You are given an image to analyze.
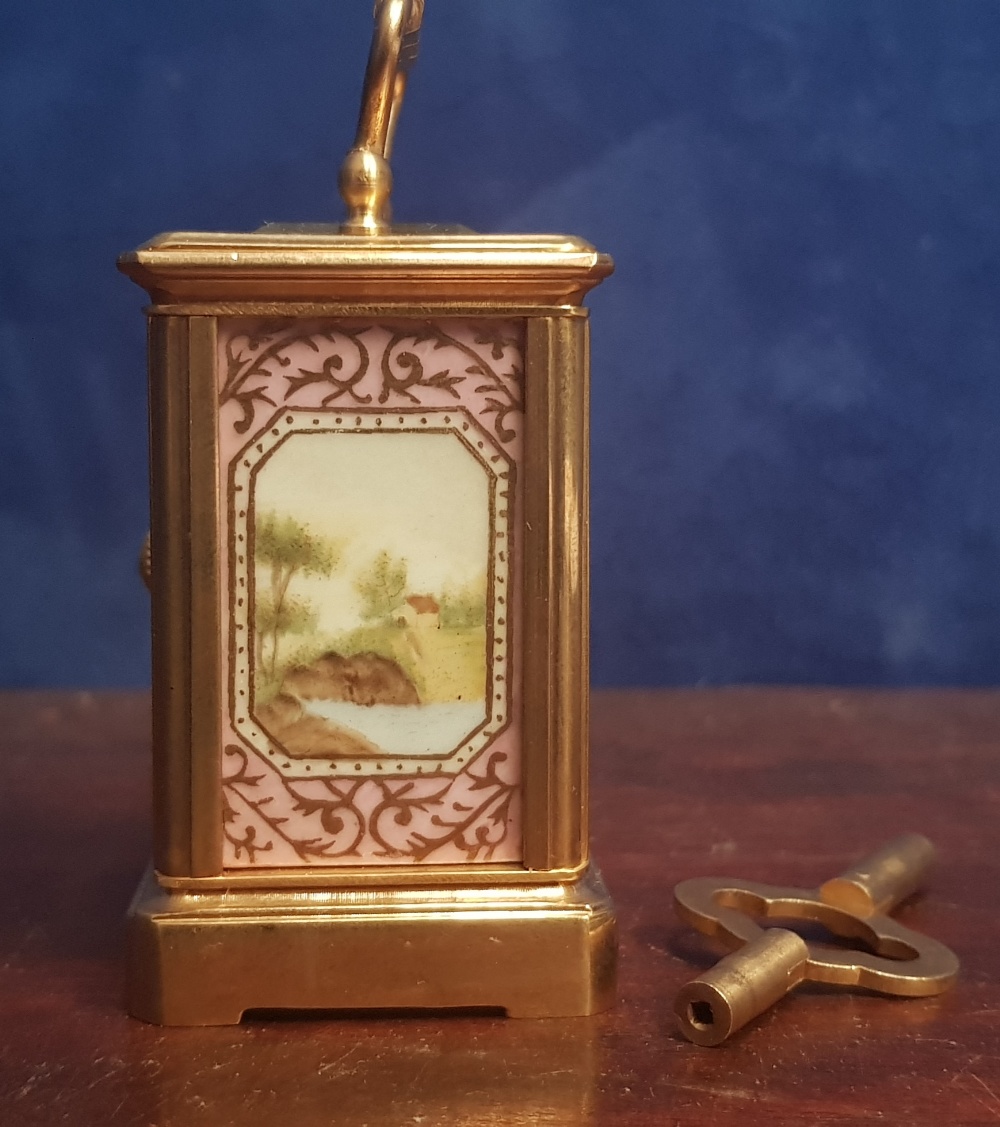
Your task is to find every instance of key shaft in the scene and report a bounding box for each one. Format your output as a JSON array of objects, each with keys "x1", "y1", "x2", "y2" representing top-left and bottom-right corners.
[{"x1": 675, "y1": 928, "x2": 809, "y2": 1046}]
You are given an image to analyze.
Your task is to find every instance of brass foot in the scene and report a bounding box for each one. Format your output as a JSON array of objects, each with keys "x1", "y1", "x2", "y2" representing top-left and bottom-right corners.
[{"x1": 126, "y1": 865, "x2": 616, "y2": 1026}]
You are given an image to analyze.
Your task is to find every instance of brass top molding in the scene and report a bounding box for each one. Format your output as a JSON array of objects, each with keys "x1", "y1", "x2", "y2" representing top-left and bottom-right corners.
[{"x1": 118, "y1": 231, "x2": 614, "y2": 306}]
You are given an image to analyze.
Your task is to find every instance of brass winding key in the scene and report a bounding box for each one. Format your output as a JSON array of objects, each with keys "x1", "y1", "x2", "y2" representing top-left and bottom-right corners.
[{"x1": 673, "y1": 834, "x2": 959, "y2": 1046}]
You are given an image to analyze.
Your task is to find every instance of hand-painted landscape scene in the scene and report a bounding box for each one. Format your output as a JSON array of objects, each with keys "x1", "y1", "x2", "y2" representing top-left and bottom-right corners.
[{"x1": 249, "y1": 429, "x2": 492, "y2": 762}]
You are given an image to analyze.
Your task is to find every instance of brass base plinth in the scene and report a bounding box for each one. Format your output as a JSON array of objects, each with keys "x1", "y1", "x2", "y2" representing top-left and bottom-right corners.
[{"x1": 126, "y1": 866, "x2": 617, "y2": 1025}]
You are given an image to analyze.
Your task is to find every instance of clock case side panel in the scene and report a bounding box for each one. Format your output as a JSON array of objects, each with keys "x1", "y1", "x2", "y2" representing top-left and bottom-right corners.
[{"x1": 148, "y1": 309, "x2": 589, "y2": 888}]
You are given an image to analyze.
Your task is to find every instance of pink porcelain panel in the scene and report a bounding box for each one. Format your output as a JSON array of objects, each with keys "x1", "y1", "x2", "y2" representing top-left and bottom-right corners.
[{"x1": 215, "y1": 319, "x2": 524, "y2": 867}]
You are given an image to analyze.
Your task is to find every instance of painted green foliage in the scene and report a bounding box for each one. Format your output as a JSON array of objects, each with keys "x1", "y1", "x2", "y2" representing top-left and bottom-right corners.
[
  {"x1": 254, "y1": 512, "x2": 342, "y2": 678},
  {"x1": 439, "y1": 581, "x2": 487, "y2": 629},
  {"x1": 354, "y1": 550, "x2": 408, "y2": 623}
]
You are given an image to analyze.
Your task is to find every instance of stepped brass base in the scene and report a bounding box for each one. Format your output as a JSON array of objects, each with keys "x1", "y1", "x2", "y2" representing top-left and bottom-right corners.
[{"x1": 126, "y1": 866, "x2": 617, "y2": 1025}]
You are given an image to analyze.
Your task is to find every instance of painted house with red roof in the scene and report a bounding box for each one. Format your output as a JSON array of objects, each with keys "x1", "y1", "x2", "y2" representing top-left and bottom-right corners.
[{"x1": 399, "y1": 594, "x2": 440, "y2": 630}]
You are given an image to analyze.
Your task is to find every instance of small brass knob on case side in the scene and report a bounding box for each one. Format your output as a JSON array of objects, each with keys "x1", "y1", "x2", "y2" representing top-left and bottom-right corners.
[
  {"x1": 139, "y1": 533, "x2": 152, "y2": 592},
  {"x1": 673, "y1": 834, "x2": 959, "y2": 1046}
]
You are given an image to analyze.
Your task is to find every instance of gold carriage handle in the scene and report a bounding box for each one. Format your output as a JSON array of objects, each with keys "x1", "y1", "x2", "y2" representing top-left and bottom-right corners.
[
  {"x1": 339, "y1": 0, "x2": 425, "y2": 234},
  {"x1": 673, "y1": 834, "x2": 960, "y2": 1046}
]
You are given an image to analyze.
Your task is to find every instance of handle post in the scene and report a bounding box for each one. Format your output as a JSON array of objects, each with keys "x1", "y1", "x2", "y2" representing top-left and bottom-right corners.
[{"x1": 339, "y1": 0, "x2": 424, "y2": 234}]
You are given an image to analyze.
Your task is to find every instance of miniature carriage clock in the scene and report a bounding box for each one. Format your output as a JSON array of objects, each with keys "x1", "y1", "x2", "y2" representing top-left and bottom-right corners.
[{"x1": 119, "y1": 0, "x2": 616, "y2": 1025}]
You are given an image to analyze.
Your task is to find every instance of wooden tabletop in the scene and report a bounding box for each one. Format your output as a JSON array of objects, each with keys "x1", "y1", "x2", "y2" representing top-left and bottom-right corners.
[{"x1": 2, "y1": 689, "x2": 999, "y2": 1125}]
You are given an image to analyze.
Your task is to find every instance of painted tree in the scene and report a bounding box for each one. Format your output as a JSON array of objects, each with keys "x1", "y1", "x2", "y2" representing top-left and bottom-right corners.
[
  {"x1": 254, "y1": 512, "x2": 341, "y2": 678},
  {"x1": 355, "y1": 550, "x2": 408, "y2": 623},
  {"x1": 254, "y1": 595, "x2": 318, "y2": 681}
]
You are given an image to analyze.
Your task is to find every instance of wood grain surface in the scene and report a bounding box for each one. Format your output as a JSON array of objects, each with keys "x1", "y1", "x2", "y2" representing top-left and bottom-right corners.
[{"x1": 1, "y1": 689, "x2": 998, "y2": 1125}]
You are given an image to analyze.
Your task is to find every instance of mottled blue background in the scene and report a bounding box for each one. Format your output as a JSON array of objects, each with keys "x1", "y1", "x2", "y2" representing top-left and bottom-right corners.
[{"x1": 3, "y1": 1, "x2": 1000, "y2": 687}]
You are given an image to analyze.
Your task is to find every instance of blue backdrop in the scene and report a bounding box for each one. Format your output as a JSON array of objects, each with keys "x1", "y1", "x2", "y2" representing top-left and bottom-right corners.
[{"x1": 3, "y1": 1, "x2": 1000, "y2": 688}]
